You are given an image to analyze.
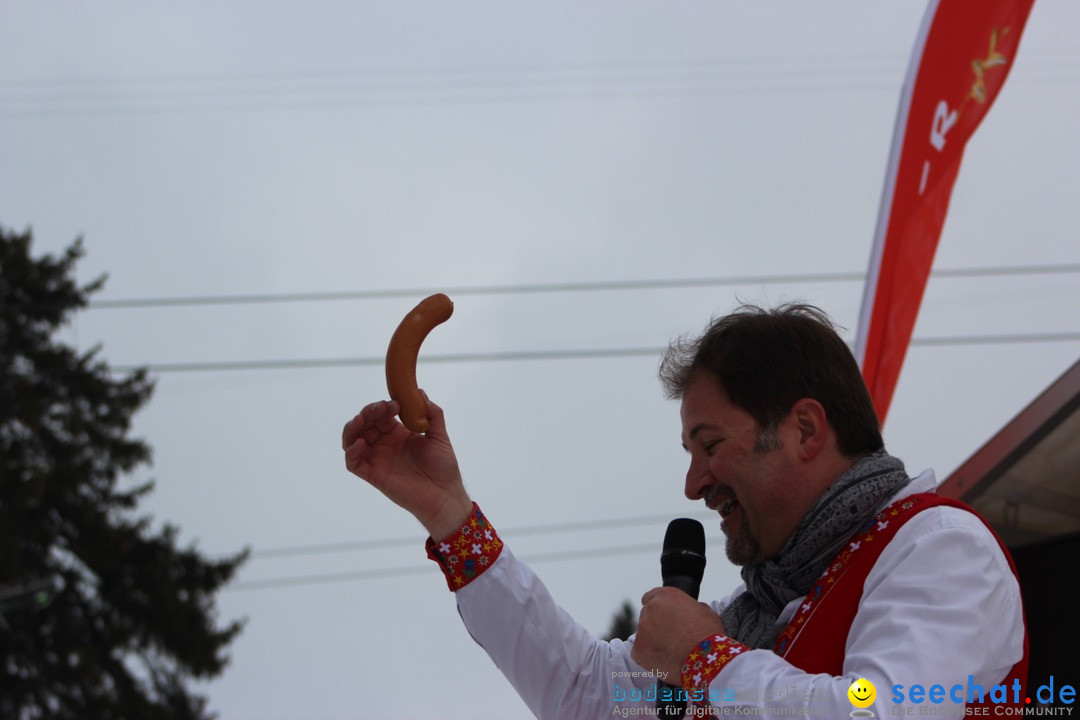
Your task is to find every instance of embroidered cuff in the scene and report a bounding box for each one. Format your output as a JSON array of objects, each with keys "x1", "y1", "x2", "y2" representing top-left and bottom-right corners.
[
  {"x1": 425, "y1": 503, "x2": 504, "y2": 591},
  {"x1": 681, "y1": 634, "x2": 750, "y2": 696}
]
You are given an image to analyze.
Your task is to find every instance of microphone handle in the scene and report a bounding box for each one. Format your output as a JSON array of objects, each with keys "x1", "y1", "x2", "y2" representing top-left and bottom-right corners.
[
  {"x1": 663, "y1": 575, "x2": 701, "y2": 599},
  {"x1": 654, "y1": 577, "x2": 700, "y2": 719}
]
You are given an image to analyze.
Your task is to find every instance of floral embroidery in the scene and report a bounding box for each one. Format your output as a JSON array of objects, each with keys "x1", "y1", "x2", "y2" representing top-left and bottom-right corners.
[
  {"x1": 425, "y1": 504, "x2": 504, "y2": 591},
  {"x1": 681, "y1": 633, "x2": 751, "y2": 701}
]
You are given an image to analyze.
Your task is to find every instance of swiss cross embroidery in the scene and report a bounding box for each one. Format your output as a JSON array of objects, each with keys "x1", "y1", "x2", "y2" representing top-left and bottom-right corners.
[
  {"x1": 772, "y1": 495, "x2": 926, "y2": 657},
  {"x1": 681, "y1": 633, "x2": 751, "y2": 702},
  {"x1": 425, "y1": 504, "x2": 504, "y2": 591}
]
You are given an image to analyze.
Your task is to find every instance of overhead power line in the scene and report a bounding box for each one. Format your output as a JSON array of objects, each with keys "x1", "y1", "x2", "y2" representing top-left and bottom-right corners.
[
  {"x1": 108, "y1": 332, "x2": 1080, "y2": 375},
  {"x1": 7, "y1": 46, "x2": 1077, "y2": 95},
  {"x1": 78, "y1": 262, "x2": 1080, "y2": 374},
  {"x1": 88, "y1": 263, "x2": 1080, "y2": 310},
  {"x1": 0, "y1": 51, "x2": 926, "y2": 92},
  {"x1": 232, "y1": 512, "x2": 724, "y2": 591},
  {"x1": 229, "y1": 536, "x2": 726, "y2": 592},
  {"x1": 0, "y1": 54, "x2": 914, "y2": 119},
  {"x1": 233, "y1": 510, "x2": 724, "y2": 591},
  {"x1": 3, "y1": 49, "x2": 1077, "y2": 119},
  {"x1": 13, "y1": 336, "x2": 972, "y2": 377},
  {"x1": 910, "y1": 332, "x2": 1080, "y2": 347},
  {"x1": 112, "y1": 347, "x2": 663, "y2": 374},
  {"x1": 250, "y1": 510, "x2": 717, "y2": 560},
  {"x1": 90, "y1": 271, "x2": 865, "y2": 309}
]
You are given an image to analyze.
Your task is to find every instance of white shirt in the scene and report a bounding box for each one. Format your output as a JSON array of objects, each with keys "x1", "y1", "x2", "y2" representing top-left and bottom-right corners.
[{"x1": 454, "y1": 470, "x2": 1026, "y2": 719}]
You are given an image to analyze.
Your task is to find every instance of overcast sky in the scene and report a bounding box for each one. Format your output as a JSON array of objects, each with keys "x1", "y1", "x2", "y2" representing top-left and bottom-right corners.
[{"x1": 3, "y1": 2, "x2": 1079, "y2": 719}]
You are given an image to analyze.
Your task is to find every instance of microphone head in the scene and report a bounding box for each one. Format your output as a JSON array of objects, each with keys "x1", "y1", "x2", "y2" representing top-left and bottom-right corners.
[{"x1": 661, "y1": 518, "x2": 706, "y2": 581}]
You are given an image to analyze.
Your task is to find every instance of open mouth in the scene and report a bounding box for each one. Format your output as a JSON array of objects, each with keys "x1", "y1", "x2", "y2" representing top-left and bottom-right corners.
[{"x1": 707, "y1": 493, "x2": 740, "y2": 523}]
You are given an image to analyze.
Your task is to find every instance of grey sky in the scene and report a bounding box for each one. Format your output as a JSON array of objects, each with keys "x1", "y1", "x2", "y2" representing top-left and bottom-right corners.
[{"x1": 3, "y1": 2, "x2": 1079, "y2": 718}]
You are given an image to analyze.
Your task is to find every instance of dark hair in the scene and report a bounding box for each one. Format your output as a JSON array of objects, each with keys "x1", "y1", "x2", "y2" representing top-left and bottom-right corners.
[{"x1": 658, "y1": 303, "x2": 883, "y2": 457}]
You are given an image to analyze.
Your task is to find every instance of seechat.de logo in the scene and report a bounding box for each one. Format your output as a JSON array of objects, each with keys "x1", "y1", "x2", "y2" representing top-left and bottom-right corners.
[{"x1": 891, "y1": 675, "x2": 1075, "y2": 710}]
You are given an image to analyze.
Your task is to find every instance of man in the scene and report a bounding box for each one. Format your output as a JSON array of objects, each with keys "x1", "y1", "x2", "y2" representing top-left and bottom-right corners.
[{"x1": 343, "y1": 303, "x2": 1027, "y2": 718}]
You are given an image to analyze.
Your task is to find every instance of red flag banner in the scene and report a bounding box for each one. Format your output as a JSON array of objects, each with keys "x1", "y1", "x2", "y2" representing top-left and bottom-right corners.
[{"x1": 854, "y1": 0, "x2": 1035, "y2": 424}]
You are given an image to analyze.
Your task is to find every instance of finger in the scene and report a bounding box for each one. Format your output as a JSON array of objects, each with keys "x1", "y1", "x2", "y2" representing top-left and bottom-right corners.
[
  {"x1": 360, "y1": 399, "x2": 392, "y2": 422},
  {"x1": 343, "y1": 437, "x2": 371, "y2": 478},
  {"x1": 347, "y1": 400, "x2": 401, "y2": 444},
  {"x1": 373, "y1": 399, "x2": 402, "y2": 433},
  {"x1": 640, "y1": 587, "x2": 664, "y2": 606},
  {"x1": 342, "y1": 413, "x2": 365, "y2": 450},
  {"x1": 418, "y1": 389, "x2": 448, "y2": 440},
  {"x1": 343, "y1": 401, "x2": 387, "y2": 445}
]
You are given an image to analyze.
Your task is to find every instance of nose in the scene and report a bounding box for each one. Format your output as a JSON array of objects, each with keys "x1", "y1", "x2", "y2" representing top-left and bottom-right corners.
[{"x1": 684, "y1": 457, "x2": 713, "y2": 501}]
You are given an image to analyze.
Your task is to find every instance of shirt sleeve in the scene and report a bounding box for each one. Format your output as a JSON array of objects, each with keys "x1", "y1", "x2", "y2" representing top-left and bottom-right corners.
[
  {"x1": 453, "y1": 546, "x2": 666, "y2": 719},
  {"x1": 427, "y1": 505, "x2": 665, "y2": 718}
]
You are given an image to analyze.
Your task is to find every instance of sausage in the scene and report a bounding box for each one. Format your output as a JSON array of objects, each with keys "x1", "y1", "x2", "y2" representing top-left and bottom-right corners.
[{"x1": 385, "y1": 293, "x2": 454, "y2": 432}]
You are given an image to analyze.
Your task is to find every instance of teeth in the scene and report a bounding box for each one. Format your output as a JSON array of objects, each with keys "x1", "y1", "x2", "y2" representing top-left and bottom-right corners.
[{"x1": 705, "y1": 492, "x2": 738, "y2": 519}]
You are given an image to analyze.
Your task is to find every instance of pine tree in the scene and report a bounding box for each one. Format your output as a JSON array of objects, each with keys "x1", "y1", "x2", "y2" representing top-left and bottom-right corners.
[
  {"x1": 0, "y1": 225, "x2": 247, "y2": 719},
  {"x1": 603, "y1": 599, "x2": 638, "y2": 642}
]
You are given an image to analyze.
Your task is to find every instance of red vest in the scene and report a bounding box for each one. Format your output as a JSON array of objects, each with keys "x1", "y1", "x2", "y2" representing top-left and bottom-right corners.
[{"x1": 774, "y1": 493, "x2": 1029, "y2": 710}]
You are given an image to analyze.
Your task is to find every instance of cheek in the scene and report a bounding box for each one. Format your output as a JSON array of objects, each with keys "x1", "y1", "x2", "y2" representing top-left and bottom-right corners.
[
  {"x1": 720, "y1": 457, "x2": 774, "y2": 513},
  {"x1": 707, "y1": 452, "x2": 747, "y2": 488}
]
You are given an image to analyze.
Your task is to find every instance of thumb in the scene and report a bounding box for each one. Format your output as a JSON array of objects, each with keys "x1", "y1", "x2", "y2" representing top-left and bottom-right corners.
[{"x1": 418, "y1": 389, "x2": 450, "y2": 441}]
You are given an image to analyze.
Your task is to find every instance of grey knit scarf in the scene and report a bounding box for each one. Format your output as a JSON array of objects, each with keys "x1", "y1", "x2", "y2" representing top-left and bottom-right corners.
[{"x1": 720, "y1": 449, "x2": 911, "y2": 649}]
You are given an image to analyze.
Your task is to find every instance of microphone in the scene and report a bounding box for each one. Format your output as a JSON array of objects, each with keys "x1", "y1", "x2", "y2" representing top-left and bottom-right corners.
[{"x1": 656, "y1": 518, "x2": 707, "y2": 719}]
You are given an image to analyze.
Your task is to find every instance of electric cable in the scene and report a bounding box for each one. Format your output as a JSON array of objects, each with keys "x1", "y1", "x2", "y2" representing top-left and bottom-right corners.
[
  {"x1": 3, "y1": 50, "x2": 1076, "y2": 119},
  {"x1": 249, "y1": 510, "x2": 717, "y2": 560},
  {"x1": 107, "y1": 332, "x2": 1080, "y2": 375},
  {"x1": 87, "y1": 263, "x2": 1080, "y2": 310},
  {"x1": 229, "y1": 536, "x2": 726, "y2": 592}
]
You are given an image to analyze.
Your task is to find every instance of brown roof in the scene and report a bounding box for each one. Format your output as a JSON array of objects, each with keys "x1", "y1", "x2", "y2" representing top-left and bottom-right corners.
[{"x1": 938, "y1": 358, "x2": 1080, "y2": 547}]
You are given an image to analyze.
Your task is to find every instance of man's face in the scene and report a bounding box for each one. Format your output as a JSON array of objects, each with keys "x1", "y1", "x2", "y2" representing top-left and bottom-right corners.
[{"x1": 679, "y1": 373, "x2": 803, "y2": 566}]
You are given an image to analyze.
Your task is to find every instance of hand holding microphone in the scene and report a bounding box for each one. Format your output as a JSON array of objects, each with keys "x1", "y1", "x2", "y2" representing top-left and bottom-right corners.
[
  {"x1": 631, "y1": 519, "x2": 726, "y2": 718},
  {"x1": 658, "y1": 519, "x2": 706, "y2": 718}
]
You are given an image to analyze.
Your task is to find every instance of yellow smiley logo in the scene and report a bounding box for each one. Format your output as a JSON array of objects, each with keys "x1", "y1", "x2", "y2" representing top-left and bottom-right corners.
[{"x1": 848, "y1": 678, "x2": 876, "y2": 709}]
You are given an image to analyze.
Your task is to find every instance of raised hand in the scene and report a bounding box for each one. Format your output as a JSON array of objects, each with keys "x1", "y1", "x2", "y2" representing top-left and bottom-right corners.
[{"x1": 342, "y1": 393, "x2": 473, "y2": 540}]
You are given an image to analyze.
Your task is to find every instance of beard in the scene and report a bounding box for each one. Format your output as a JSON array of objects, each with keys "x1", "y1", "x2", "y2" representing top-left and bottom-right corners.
[{"x1": 723, "y1": 516, "x2": 763, "y2": 566}]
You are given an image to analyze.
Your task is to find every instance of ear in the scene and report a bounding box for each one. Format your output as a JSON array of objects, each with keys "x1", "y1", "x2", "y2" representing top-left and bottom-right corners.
[{"x1": 787, "y1": 398, "x2": 828, "y2": 461}]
